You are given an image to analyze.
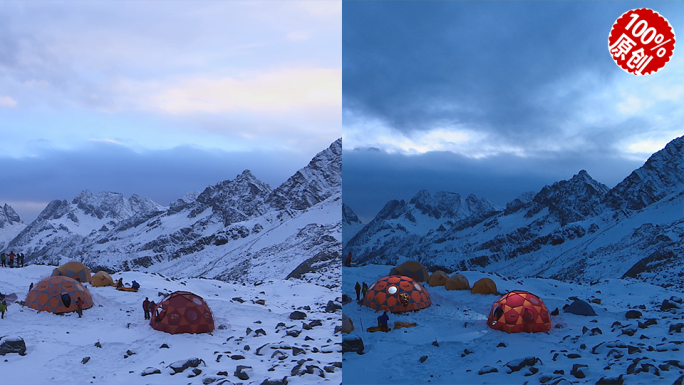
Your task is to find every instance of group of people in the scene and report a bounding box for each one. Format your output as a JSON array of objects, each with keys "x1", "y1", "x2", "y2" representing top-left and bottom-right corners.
[
  {"x1": 0, "y1": 251, "x2": 25, "y2": 268},
  {"x1": 142, "y1": 297, "x2": 156, "y2": 320},
  {"x1": 354, "y1": 281, "x2": 369, "y2": 301}
]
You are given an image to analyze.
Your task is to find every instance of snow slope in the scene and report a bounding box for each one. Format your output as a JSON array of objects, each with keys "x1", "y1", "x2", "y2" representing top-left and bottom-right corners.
[
  {"x1": 0, "y1": 265, "x2": 341, "y2": 384},
  {"x1": 343, "y1": 265, "x2": 683, "y2": 385}
]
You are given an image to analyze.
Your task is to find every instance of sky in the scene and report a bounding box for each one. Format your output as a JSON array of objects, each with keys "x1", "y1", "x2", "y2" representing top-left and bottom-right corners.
[
  {"x1": 0, "y1": 1, "x2": 341, "y2": 222},
  {"x1": 342, "y1": 1, "x2": 684, "y2": 222}
]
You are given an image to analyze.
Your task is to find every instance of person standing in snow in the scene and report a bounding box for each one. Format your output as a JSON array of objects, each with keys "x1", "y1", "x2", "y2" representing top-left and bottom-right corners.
[
  {"x1": 75, "y1": 297, "x2": 85, "y2": 318},
  {"x1": 8, "y1": 251, "x2": 14, "y2": 267},
  {"x1": 131, "y1": 280, "x2": 140, "y2": 290},
  {"x1": 377, "y1": 311, "x2": 389, "y2": 331},
  {"x1": 0, "y1": 300, "x2": 7, "y2": 319},
  {"x1": 0, "y1": 252, "x2": 5, "y2": 267},
  {"x1": 148, "y1": 301, "x2": 156, "y2": 320},
  {"x1": 361, "y1": 282, "x2": 368, "y2": 298},
  {"x1": 19, "y1": 253, "x2": 24, "y2": 267},
  {"x1": 28, "y1": 282, "x2": 33, "y2": 293},
  {"x1": 143, "y1": 297, "x2": 150, "y2": 320},
  {"x1": 355, "y1": 282, "x2": 361, "y2": 301},
  {"x1": 116, "y1": 278, "x2": 123, "y2": 288}
]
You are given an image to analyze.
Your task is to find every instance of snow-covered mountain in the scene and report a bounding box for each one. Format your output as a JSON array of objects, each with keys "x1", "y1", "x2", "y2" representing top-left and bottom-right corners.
[
  {"x1": 9, "y1": 138, "x2": 342, "y2": 287},
  {"x1": 343, "y1": 136, "x2": 683, "y2": 289},
  {"x1": 0, "y1": 203, "x2": 26, "y2": 250}
]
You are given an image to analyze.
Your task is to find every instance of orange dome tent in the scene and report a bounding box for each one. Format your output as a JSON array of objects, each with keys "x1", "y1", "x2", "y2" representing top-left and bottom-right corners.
[
  {"x1": 445, "y1": 273, "x2": 470, "y2": 291},
  {"x1": 487, "y1": 290, "x2": 551, "y2": 333},
  {"x1": 389, "y1": 261, "x2": 430, "y2": 282},
  {"x1": 363, "y1": 275, "x2": 431, "y2": 313},
  {"x1": 428, "y1": 270, "x2": 449, "y2": 287},
  {"x1": 471, "y1": 277, "x2": 497, "y2": 295},
  {"x1": 52, "y1": 261, "x2": 91, "y2": 283},
  {"x1": 90, "y1": 271, "x2": 115, "y2": 287},
  {"x1": 150, "y1": 291, "x2": 214, "y2": 334},
  {"x1": 25, "y1": 276, "x2": 94, "y2": 314}
]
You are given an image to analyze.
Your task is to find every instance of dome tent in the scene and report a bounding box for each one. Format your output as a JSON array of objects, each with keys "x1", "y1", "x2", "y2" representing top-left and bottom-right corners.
[
  {"x1": 25, "y1": 276, "x2": 94, "y2": 314},
  {"x1": 363, "y1": 275, "x2": 431, "y2": 313},
  {"x1": 150, "y1": 291, "x2": 215, "y2": 334},
  {"x1": 90, "y1": 271, "x2": 115, "y2": 287},
  {"x1": 52, "y1": 261, "x2": 91, "y2": 283},
  {"x1": 389, "y1": 261, "x2": 430, "y2": 282},
  {"x1": 564, "y1": 299, "x2": 597, "y2": 316},
  {"x1": 471, "y1": 277, "x2": 497, "y2": 295},
  {"x1": 428, "y1": 270, "x2": 449, "y2": 287},
  {"x1": 487, "y1": 290, "x2": 551, "y2": 333},
  {"x1": 445, "y1": 273, "x2": 470, "y2": 291}
]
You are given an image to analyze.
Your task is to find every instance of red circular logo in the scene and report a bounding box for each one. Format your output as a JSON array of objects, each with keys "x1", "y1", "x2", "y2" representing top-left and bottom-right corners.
[{"x1": 608, "y1": 8, "x2": 676, "y2": 75}]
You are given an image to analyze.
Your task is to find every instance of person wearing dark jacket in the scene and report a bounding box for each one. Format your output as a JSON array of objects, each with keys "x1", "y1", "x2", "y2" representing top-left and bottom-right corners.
[
  {"x1": 355, "y1": 282, "x2": 361, "y2": 301},
  {"x1": 143, "y1": 297, "x2": 151, "y2": 320},
  {"x1": 378, "y1": 311, "x2": 390, "y2": 331},
  {"x1": 0, "y1": 300, "x2": 7, "y2": 319},
  {"x1": 75, "y1": 297, "x2": 85, "y2": 318},
  {"x1": 1, "y1": 253, "x2": 5, "y2": 267},
  {"x1": 148, "y1": 301, "x2": 156, "y2": 320},
  {"x1": 362, "y1": 282, "x2": 369, "y2": 297}
]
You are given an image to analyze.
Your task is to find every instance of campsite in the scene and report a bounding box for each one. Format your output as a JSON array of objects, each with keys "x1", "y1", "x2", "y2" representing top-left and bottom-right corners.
[
  {"x1": 342, "y1": 263, "x2": 684, "y2": 385},
  {"x1": 0, "y1": 264, "x2": 342, "y2": 384}
]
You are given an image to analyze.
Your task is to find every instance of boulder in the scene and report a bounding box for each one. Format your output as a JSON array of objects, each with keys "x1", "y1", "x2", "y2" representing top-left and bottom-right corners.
[
  {"x1": 289, "y1": 311, "x2": 307, "y2": 320},
  {"x1": 169, "y1": 358, "x2": 205, "y2": 374},
  {"x1": 0, "y1": 336, "x2": 26, "y2": 356},
  {"x1": 342, "y1": 335, "x2": 364, "y2": 354}
]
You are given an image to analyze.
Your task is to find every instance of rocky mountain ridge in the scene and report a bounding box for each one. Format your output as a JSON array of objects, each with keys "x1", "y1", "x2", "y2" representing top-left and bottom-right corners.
[
  {"x1": 8, "y1": 138, "x2": 342, "y2": 287},
  {"x1": 343, "y1": 136, "x2": 683, "y2": 289}
]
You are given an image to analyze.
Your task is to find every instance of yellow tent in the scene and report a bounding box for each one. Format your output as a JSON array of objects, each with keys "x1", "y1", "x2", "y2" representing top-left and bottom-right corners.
[
  {"x1": 90, "y1": 271, "x2": 115, "y2": 287},
  {"x1": 445, "y1": 274, "x2": 470, "y2": 291},
  {"x1": 471, "y1": 278, "x2": 497, "y2": 295},
  {"x1": 428, "y1": 270, "x2": 449, "y2": 287}
]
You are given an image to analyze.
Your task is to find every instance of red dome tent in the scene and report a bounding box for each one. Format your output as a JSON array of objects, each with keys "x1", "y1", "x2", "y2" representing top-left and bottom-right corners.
[
  {"x1": 487, "y1": 290, "x2": 551, "y2": 333},
  {"x1": 150, "y1": 291, "x2": 215, "y2": 334},
  {"x1": 25, "y1": 276, "x2": 94, "y2": 314},
  {"x1": 363, "y1": 275, "x2": 431, "y2": 313}
]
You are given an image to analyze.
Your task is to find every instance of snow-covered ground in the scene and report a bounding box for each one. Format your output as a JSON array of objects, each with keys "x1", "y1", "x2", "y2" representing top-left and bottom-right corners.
[
  {"x1": 0, "y1": 265, "x2": 342, "y2": 384},
  {"x1": 343, "y1": 265, "x2": 683, "y2": 385}
]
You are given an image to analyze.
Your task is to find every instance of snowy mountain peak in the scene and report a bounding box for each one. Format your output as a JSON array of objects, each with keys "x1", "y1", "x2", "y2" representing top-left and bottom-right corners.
[
  {"x1": 71, "y1": 190, "x2": 165, "y2": 221},
  {"x1": 0, "y1": 204, "x2": 22, "y2": 228},
  {"x1": 604, "y1": 135, "x2": 684, "y2": 211}
]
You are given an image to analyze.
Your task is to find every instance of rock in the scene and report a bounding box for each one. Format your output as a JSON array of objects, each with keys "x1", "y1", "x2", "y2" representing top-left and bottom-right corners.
[
  {"x1": 231, "y1": 355, "x2": 245, "y2": 360},
  {"x1": 160, "y1": 343, "x2": 170, "y2": 349},
  {"x1": 419, "y1": 355, "x2": 428, "y2": 363},
  {"x1": 571, "y1": 363, "x2": 588, "y2": 378},
  {"x1": 505, "y1": 357, "x2": 540, "y2": 373},
  {"x1": 232, "y1": 297, "x2": 245, "y2": 303},
  {"x1": 81, "y1": 357, "x2": 90, "y2": 364},
  {"x1": 661, "y1": 300, "x2": 680, "y2": 312},
  {"x1": 94, "y1": 341, "x2": 102, "y2": 348},
  {"x1": 255, "y1": 328, "x2": 267, "y2": 336},
  {"x1": 432, "y1": 340, "x2": 439, "y2": 347},
  {"x1": 497, "y1": 342, "x2": 507, "y2": 348},
  {"x1": 305, "y1": 365, "x2": 325, "y2": 378},
  {"x1": 625, "y1": 310, "x2": 642, "y2": 319},
  {"x1": 325, "y1": 300, "x2": 342, "y2": 313},
  {"x1": 596, "y1": 376, "x2": 624, "y2": 385},
  {"x1": 169, "y1": 358, "x2": 205, "y2": 374},
  {"x1": 190, "y1": 368, "x2": 202, "y2": 377},
  {"x1": 255, "y1": 299, "x2": 266, "y2": 306},
  {"x1": 286, "y1": 330, "x2": 301, "y2": 338},
  {"x1": 271, "y1": 350, "x2": 288, "y2": 360},
  {"x1": 551, "y1": 308, "x2": 560, "y2": 316},
  {"x1": 673, "y1": 374, "x2": 683, "y2": 385},
  {"x1": 669, "y1": 323, "x2": 683, "y2": 334},
  {"x1": 141, "y1": 367, "x2": 161, "y2": 376},
  {"x1": 234, "y1": 365, "x2": 252, "y2": 380},
  {"x1": 567, "y1": 353, "x2": 581, "y2": 359},
  {"x1": 342, "y1": 335, "x2": 364, "y2": 354},
  {"x1": 478, "y1": 366, "x2": 498, "y2": 375},
  {"x1": 292, "y1": 347, "x2": 305, "y2": 356},
  {"x1": 289, "y1": 311, "x2": 307, "y2": 320},
  {"x1": 260, "y1": 376, "x2": 289, "y2": 385},
  {"x1": 0, "y1": 336, "x2": 26, "y2": 356}
]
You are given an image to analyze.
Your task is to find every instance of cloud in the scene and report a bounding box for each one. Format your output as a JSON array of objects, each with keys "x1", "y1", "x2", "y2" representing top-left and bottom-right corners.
[
  {"x1": 138, "y1": 68, "x2": 341, "y2": 114},
  {"x1": 0, "y1": 96, "x2": 17, "y2": 107}
]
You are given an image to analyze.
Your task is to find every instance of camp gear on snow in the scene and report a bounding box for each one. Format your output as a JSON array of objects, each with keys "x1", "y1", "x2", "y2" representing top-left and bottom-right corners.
[
  {"x1": 389, "y1": 261, "x2": 430, "y2": 282},
  {"x1": 471, "y1": 277, "x2": 498, "y2": 295},
  {"x1": 52, "y1": 261, "x2": 91, "y2": 283},
  {"x1": 131, "y1": 281, "x2": 140, "y2": 290},
  {"x1": 116, "y1": 278, "x2": 123, "y2": 288},
  {"x1": 393, "y1": 321, "x2": 417, "y2": 329},
  {"x1": 363, "y1": 275, "x2": 431, "y2": 313},
  {"x1": 149, "y1": 291, "x2": 214, "y2": 334},
  {"x1": 366, "y1": 325, "x2": 390, "y2": 333},
  {"x1": 116, "y1": 286, "x2": 138, "y2": 292},
  {"x1": 428, "y1": 270, "x2": 449, "y2": 286},
  {"x1": 90, "y1": 271, "x2": 115, "y2": 287},
  {"x1": 25, "y1": 276, "x2": 94, "y2": 314},
  {"x1": 445, "y1": 273, "x2": 470, "y2": 291},
  {"x1": 564, "y1": 299, "x2": 597, "y2": 316},
  {"x1": 487, "y1": 290, "x2": 551, "y2": 333}
]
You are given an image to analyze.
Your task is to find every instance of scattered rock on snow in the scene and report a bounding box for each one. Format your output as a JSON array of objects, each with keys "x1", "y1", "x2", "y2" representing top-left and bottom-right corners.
[
  {"x1": 625, "y1": 310, "x2": 642, "y2": 319},
  {"x1": 419, "y1": 355, "x2": 428, "y2": 363},
  {"x1": 505, "y1": 357, "x2": 540, "y2": 373},
  {"x1": 289, "y1": 311, "x2": 307, "y2": 320},
  {"x1": 234, "y1": 365, "x2": 253, "y2": 380},
  {"x1": 0, "y1": 336, "x2": 26, "y2": 356},
  {"x1": 478, "y1": 366, "x2": 498, "y2": 375},
  {"x1": 141, "y1": 367, "x2": 161, "y2": 376},
  {"x1": 571, "y1": 363, "x2": 588, "y2": 378},
  {"x1": 169, "y1": 358, "x2": 205, "y2": 374},
  {"x1": 81, "y1": 357, "x2": 90, "y2": 364}
]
